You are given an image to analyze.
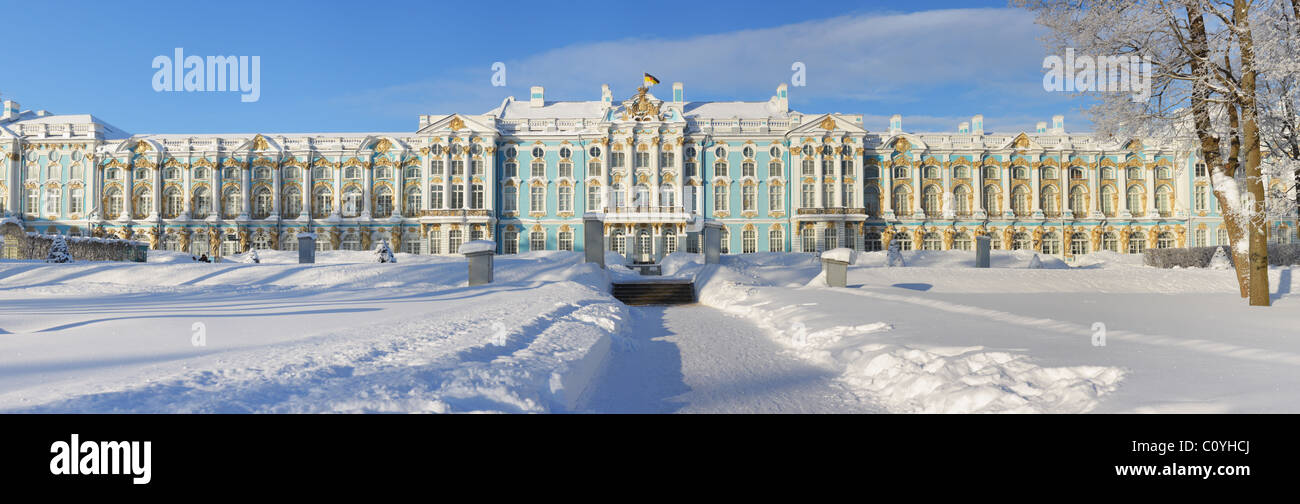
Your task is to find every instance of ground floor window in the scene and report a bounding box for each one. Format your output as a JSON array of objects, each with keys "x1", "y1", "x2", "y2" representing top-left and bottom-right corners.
[
  {"x1": 893, "y1": 232, "x2": 913, "y2": 251},
  {"x1": 953, "y1": 232, "x2": 972, "y2": 251},
  {"x1": 612, "y1": 231, "x2": 627, "y2": 256},
  {"x1": 1011, "y1": 232, "x2": 1031, "y2": 251},
  {"x1": 190, "y1": 238, "x2": 210, "y2": 257},
  {"x1": 1156, "y1": 232, "x2": 1175, "y2": 249},
  {"x1": 341, "y1": 234, "x2": 361, "y2": 251},
  {"x1": 685, "y1": 233, "x2": 699, "y2": 254},
  {"x1": 664, "y1": 231, "x2": 677, "y2": 255},
  {"x1": 742, "y1": 229, "x2": 756, "y2": 254},
  {"x1": 221, "y1": 233, "x2": 240, "y2": 256},
  {"x1": 1217, "y1": 228, "x2": 1228, "y2": 246},
  {"x1": 530, "y1": 230, "x2": 546, "y2": 251},
  {"x1": 1102, "y1": 232, "x2": 1118, "y2": 252},
  {"x1": 845, "y1": 226, "x2": 857, "y2": 251},
  {"x1": 1069, "y1": 232, "x2": 1088, "y2": 255},
  {"x1": 720, "y1": 227, "x2": 730, "y2": 254},
  {"x1": 163, "y1": 234, "x2": 182, "y2": 251},
  {"x1": 316, "y1": 238, "x2": 331, "y2": 251},
  {"x1": 768, "y1": 228, "x2": 783, "y2": 252},
  {"x1": 402, "y1": 239, "x2": 420, "y2": 255},
  {"x1": 253, "y1": 233, "x2": 271, "y2": 250},
  {"x1": 281, "y1": 235, "x2": 298, "y2": 251},
  {"x1": 801, "y1": 227, "x2": 816, "y2": 252},
  {"x1": 503, "y1": 229, "x2": 518, "y2": 254},
  {"x1": 429, "y1": 230, "x2": 442, "y2": 255},
  {"x1": 922, "y1": 232, "x2": 942, "y2": 251},
  {"x1": 824, "y1": 227, "x2": 837, "y2": 250},
  {"x1": 1194, "y1": 229, "x2": 1207, "y2": 247},
  {"x1": 864, "y1": 232, "x2": 882, "y2": 251},
  {"x1": 1128, "y1": 235, "x2": 1146, "y2": 254},
  {"x1": 558, "y1": 231, "x2": 573, "y2": 251},
  {"x1": 1042, "y1": 232, "x2": 1062, "y2": 255},
  {"x1": 448, "y1": 229, "x2": 463, "y2": 254}
]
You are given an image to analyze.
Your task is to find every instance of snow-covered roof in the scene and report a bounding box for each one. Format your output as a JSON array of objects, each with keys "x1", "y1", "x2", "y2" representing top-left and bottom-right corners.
[
  {"x1": 682, "y1": 101, "x2": 795, "y2": 119},
  {"x1": 487, "y1": 98, "x2": 607, "y2": 120},
  {"x1": 3, "y1": 111, "x2": 131, "y2": 139}
]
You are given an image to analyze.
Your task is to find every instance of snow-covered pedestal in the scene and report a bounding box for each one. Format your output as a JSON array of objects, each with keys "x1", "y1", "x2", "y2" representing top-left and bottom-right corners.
[
  {"x1": 820, "y1": 247, "x2": 852, "y2": 288},
  {"x1": 460, "y1": 239, "x2": 496, "y2": 286}
]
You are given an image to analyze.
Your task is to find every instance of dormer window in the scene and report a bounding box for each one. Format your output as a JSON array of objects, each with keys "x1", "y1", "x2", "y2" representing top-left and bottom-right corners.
[
  {"x1": 430, "y1": 144, "x2": 444, "y2": 156},
  {"x1": 470, "y1": 144, "x2": 482, "y2": 155},
  {"x1": 685, "y1": 146, "x2": 696, "y2": 159}
]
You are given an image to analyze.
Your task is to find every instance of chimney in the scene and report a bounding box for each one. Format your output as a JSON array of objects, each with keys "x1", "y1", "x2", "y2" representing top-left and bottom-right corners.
[
  {"x1": 530, "y1": 86, "x2": 544, "y2": 108},
  {"x1": 1036, "y1": 121, "x2": 1047, "y2": 133},
  {"x1": 1051, "y1": 115, "x2": 1065, "y2": 134},
  {"x1": 889, "y1": 114, "x2": 902, "y2": 135},
  {"x1": 774, "y1": 83, "x2": 788, "y2": 112},
  {"x1": 958, "y1": 122, "x2": 970, "y2": 133},
  {"x1": 971, "y1": 114, "x2": 984, "y2": 135},
  {"x1": 601, "y1": 84, "x2": 612, "y2": 106},
  {"x1": 672, "y1": 82, "x2": 684, "y2": 103},
  {"x1": 1, "y1": 99, "x2": 18, "y2": 121}
]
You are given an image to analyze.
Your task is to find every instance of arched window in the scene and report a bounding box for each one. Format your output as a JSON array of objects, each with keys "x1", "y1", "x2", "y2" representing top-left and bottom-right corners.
[
  {"x1": 637, "y1": 184, "x2": 652, "y2": 208},
  {"x1": 374, "y1": 186, "x2": 393, "y2": 218},
  {"x1": 192, "y1": 187, "x2": 211, "y2": 218},
  {"x1": 922, "y1": 185, "x2": 941, "y2": 217},
  {"x1": 104, "y1": 187, "x2": 123, "y2": 219},
  {"x1": 1102, "y1": 232, "x2": 1119, "y2": 252},
  {"x1": 134, "y1": 188, "x2": 152, "y2": 219},
  {"x1": 1155, "y1": 185, "x2": 1173, "y2": 217},
  {"x1": 341, "y1": 186, "x2": 363, "y2": 217},
  {"x1": 1070, "y1": 232, "x2": 1089, "y2": 255},
  {"x1": 1127, "y1": 186, "x2": 1144, "y2": 215},
  {"x1": 865, "y1": 185, "x2": 880, "y2": 217},
  {"x1": 893, "y1": 231, "x2": 913, "y2": 251},
  {"x1": 892, "y1": 186, "x2": 910, "y2": 216},
  {"x1": 558, "y1": 230, "x2": 574, "y2": 251},
  {"x1": 922, "y1": 232, "x2": 942, "y2": 250},
  {"x1": 662, "y1": 184, "x2": 676, "y2": 208},
  {"x1": 864, "y1": 232, "x2": 882, "y2": 251},
  {"x1": 1041, "y1": 231, "x2": 1061, "y2": 255},
  {"x1": 1069, "y1": 186, "x2": 1087, "y2": 216},
  {"x1": 1128, "y1": 233, "x2": 1147, "y2": 254},
  {"x1": 1011, "y1": 186, "x2": 1030, "y2": 217},
  {"x1": 742, "y1": 228, "x2": 757, "y2": 254},
  {"x1": 953, "y1": 232, "x2": 972, "y2": 251},
  {"x1": 1011, "y1": 232, "x2": 1031, "y2": 250},
  {"x1": 222, "y1": 186, "x2": 241, "y2": 219},
  {"x1": 953, "y1": 185, "x2": 971, "y2": 217},
  {"x1": 251, "y1": 187, "x2": 271, "y2": 219},
  {"x1": 282, "y1": 187, "x2": 301, "y2": 218},
  {"x1": 530, "y1": 229, "x2": 546, "y2": 251},
  {"x1": 1156, "y1": 231, "x2": 1175, "y2": 249},
  {"x1": 1101, "y1": 185, "x2": 1117, "y2": 216},
  {"x1": 404, "y1": 186, "x2": 421, "y2": 215},
  {"x1": 313, "y1": 186, "x2": 333, "y2": 218},
  {"x1": 664, "y1": 229, "x2": 678, "y2": 254},
  {"x1": 1041, "y1": 185, "x2": 1059, "y2": 217},
  {"x1": 164, "y1": 187, "x2": 184, "y2": 218},
  {"x1": 800, "y1": 226, "x2": 816, "y2": 252},
  {"x1": 983, "y1": 185, "x2": 999, "y2": 214}
]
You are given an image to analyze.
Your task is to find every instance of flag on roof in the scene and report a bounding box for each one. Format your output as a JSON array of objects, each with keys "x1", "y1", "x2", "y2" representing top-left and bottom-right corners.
[{"x1": 643, "y1": 73, "x2": 660, "y2": 87}]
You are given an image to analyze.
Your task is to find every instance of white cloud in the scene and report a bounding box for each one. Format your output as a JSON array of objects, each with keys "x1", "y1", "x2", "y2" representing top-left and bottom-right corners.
[{"x1": 337, "y1": 7, "x2": 1063, "y2": 129}]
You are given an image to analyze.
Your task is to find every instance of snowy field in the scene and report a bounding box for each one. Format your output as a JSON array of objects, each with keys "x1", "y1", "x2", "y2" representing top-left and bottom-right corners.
[{"x1": 1, "y1": 248, "x2": 1296, "y2": 413}]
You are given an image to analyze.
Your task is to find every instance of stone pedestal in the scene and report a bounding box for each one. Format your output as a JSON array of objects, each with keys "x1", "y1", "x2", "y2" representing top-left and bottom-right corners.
[
  {"x1": 584, "y1": 216, "x2": 604, "y2": 268},
  {"x1": 975, "y1": 235, "x2": 991, "y2": 268},
  {"x1": 703, "y1": 222, "x2": 723, "y2": 265},
  {"x1": 821, "y1": 258, "x2": 848, "y2": 288},
  {"x1": 298, "y1": 235, "x2": 316, "y2": 264},
  {"x1": 465, "y1": 250, "x2": 494, "y2": 286}
]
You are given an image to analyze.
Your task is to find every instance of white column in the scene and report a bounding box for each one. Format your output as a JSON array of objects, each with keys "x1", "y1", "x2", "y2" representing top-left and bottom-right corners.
[
  {"x1": 999, "y1": 160, "x2": 1011, "y2": 218},
  {"x1": 331, "y1": 158, "x2": 342, "y2": 218},
  {"x1": 1119, "y1": 156, "x2": 1132, "y2": 218},
  {"x1": 362, "y1": 160, "x2": 373, "y2": 219},
  {"x1": 484, "y1": 145, "x2": 495, "y2": 212},
  {"x1": 421, "y1": 146, "x2": 432, "y2": 212},
  {"x1": 271, "y1": 159, "x2": 281, "y2": 217},
  {"x1": 1030, "y1": 157, "x2": 1042, "y2": 216},
  {"x1": 302, "y1": 158, "x2": 312, "y2": 219},
  {"x1": 973, "y1": 160, "x2": 985, "y2": 217}
]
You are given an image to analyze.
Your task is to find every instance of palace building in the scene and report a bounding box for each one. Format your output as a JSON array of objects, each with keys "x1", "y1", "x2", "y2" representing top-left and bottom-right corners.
[{"x1": 1, "y1": 82, "x2": 1295, "y2": 261}]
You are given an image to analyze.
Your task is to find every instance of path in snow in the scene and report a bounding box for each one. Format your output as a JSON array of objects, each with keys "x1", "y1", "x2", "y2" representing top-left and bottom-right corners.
[{"x1": 584, "y1": 304, "x2": 878, "y2": 414}]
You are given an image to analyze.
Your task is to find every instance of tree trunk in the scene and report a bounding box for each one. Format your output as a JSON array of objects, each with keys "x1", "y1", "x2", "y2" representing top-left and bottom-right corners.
[
  {"x1": 1236, "y1": 0, "x2": 1271, "y2": 306},
  {"x1": 1187, "y1": 5, "x2": 1250, "y2": 297}
]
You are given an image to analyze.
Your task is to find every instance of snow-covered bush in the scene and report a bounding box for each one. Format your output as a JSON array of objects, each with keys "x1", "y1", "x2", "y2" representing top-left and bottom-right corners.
[
  {"x1": 1269, "y1": 243, "x2": 1300, "y2": 266},
  {"x1": 46, "y1": 236, "x2": 72, "y2": 263},
  {"x1": 885, "y1": 240, "x2": 905, "y2": 267},
  {"x1": 374, "y1": 240, "x2": 396, "y2": 263},
  {"x1": 1208, "y1": 246, "x2": 1232, "y2": 270},
  {"x1": 242, "y1": 248, "x2": 261, "y2": 264},
  {"x1": 1027, "y1": 254, "x2": 1043, "y2": 269},
  {"x1": 1144, "y1": 246, "x2": 1230, "y2": 269}
]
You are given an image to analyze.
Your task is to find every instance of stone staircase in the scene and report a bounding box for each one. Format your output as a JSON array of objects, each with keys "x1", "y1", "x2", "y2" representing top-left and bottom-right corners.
[{"x1": 611, "y1": 280, "x2": 696, "y2": 306}]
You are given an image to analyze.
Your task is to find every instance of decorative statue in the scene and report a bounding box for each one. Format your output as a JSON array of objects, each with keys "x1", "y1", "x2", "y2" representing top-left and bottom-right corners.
[{"x1": 238, "y1": 229, "x2": 250, "y2": 252}]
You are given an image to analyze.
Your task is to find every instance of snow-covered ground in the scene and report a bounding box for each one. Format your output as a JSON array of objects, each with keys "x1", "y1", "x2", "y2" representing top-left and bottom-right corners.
[
  {"x1": 675, "y1": 250, "x2": 1300, "y2": 413},
  {"x1": 0, "y1": 250, "x2": 628, "y2": 413},
  {"x1": 2, "y1": 248, "x2": 1296, "y2": 413}
]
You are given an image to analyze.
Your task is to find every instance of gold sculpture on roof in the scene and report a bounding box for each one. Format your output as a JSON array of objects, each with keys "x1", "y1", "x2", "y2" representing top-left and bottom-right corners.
[{"x1": 622, "y1": 86, "x2": 663, "y2": 122}]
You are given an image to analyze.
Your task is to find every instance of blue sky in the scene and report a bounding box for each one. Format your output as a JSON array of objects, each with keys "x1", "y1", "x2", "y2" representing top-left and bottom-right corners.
[{"x1": 0, "y1": 0, "x2": 1081, "y2": 135}]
